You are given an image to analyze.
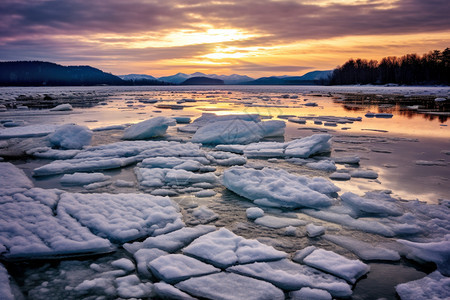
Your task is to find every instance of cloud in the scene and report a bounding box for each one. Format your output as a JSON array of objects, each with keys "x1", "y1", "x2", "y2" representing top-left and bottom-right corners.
[{"x1": 0, "y1": 0, "x2": 449, "y2": 75}]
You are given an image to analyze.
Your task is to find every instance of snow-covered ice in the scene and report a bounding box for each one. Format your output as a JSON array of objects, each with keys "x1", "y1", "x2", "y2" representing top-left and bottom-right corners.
[
  {"x1": 48, "y1": 124, "x2": 93, "y2": 149},
  {"x1": 246, "y1": 207, "x2": 265, "y2": 219},
  {"x1": 395, "y1": 271, "x2": 450, "y2": 300},
  {"x1": 227, "y1": 259, "x2": 352, "y2": 297},
  {"x1": 254, "y1": 215, "x2": 306, "y2": 229},
  {"x1": 60, "y1": 172, "x2": 111, "y2": 186},
  {"x1": 303, "y1": 248, "x2": 370, "y2": 284},
  {"x1": 115, "y1": 274, "x2": 153, "y2": 298},
  {"x1": 0, "y1": 263, "x2": 14, "y2": 300},
  {"x1": 149, "y1": 254, "x2": 220, "y2": 283},
  {"x1": 324, "y1": 235, "x2": 400, "y2": 261},
  {"x1": 0, "y1": 124, "x2": 59, "y2": 139},
  {"x1": 154, "y1": 282, "x2": 196, "y2": 299},
  {"x1": 183, "y1": 228, "x2": 287, "y2": 268},
  {"x1": 58, "y1": 192, "x2": 184, "y2": 242},
  {"x1": 122, "y1": 116, "x2": 176, "y2": 140},
  {"x1": 0, "y1": 162, "x2": 33, "y2": 189},
  {"x1": 191, "y1": 119, "x2": 285, "y2": 144},
  {"x1": 289, "y1": 287, "x2": 332, "y2": 300},
  {"x1": 223, "y1": 166, "x2": 339, "y2": 209},
  {"x1": 175, "y1": 272, "x2": 285, "y2": 300},
  {"x1": 49, "y1": 103, "x2": 73, "y2": 111},
  {"x1": 306, "y1": 223, "x2": 325, "y2": 237}
]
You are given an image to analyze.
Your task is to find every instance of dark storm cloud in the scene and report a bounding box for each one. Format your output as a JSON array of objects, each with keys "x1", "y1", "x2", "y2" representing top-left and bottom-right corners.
[
  {"x1": 1, "y1": 0, "x2": 449, "y2": 40},
  {"x1": 1, "y1": 0, "x2": 449, "y2": 69}
]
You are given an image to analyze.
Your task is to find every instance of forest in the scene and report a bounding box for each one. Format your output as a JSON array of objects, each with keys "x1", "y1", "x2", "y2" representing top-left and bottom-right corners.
[{"x1": 329, "y1": 48, "x2": 450, "y2": 85}]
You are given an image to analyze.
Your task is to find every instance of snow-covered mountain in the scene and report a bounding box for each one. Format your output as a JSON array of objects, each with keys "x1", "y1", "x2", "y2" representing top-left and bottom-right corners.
[{"x1": 119, "y1": 74, "x2": 157, "y2": 81}]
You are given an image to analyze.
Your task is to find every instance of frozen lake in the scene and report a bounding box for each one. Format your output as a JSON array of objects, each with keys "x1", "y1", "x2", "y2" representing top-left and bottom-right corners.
[{"x1": 0, "y1": 85, "x2": 449, "y2": 299}]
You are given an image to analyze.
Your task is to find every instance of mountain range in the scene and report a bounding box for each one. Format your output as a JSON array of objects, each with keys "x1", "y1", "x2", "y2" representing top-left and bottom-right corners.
[{"x1": 0, "y1": 61, "x2": 332, "y2": 86}]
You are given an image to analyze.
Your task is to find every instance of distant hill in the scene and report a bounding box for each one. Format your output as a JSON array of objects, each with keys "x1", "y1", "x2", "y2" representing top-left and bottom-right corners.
[
  {"x1": 0, "y1": 61, "x2": 125, "y2": 86},
  {"x1": 159, "y1": 72, "x2": 254, "y2": 84},
  {"x1": 242, "y1": 70, "x2": 333, "y2": 85},
  {"x1": 181, "y1": 76, "x2": 224, "y2": 85}
]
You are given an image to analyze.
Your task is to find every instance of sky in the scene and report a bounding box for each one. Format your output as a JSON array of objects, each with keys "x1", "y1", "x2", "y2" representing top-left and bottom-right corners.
[{"x1": 1, "y1": 0, "x2": 449, "y2": 78}]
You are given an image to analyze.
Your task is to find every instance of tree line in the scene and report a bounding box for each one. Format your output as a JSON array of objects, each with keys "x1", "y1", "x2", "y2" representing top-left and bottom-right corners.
[{"x1": 329, "y1": 48, "x2": 450, "y2": 85}]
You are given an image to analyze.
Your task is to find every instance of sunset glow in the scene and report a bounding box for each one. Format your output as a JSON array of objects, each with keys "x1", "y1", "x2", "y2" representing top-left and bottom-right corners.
[{"x1": 0, "y1": 0, "x2": 448, "y2": 77}]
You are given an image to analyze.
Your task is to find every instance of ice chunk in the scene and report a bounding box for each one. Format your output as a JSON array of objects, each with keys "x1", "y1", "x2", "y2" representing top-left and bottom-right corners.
[
  {"x1": 206, "y1": 151, "x2": 246, "y2": 166},
  {"x1": 136, "y1": 168, "x2": 218, "y2": 189},
  {"x1": 333, "y1": 156, "x2": 360, "y2": 164},
  {"x1": 27, "y1": 147, "x2": 80, "y2": 159},
  {"x1": 246, "y1": 207, "x2": 264, "y2": 219},
  {"x1": 179, "y1": 113, "x2": 261, "y2": 133},
  {"x1": 149, "y1": 254, "x2": 220, "y2": 284},
  {"x1": 303, "y1": 248, "x2": 370, "y2": 283},
  {"x1": 192, "y1": 206, "x2": 219, "y2": 223},
  {"x1": 350, "y1": 170, "x2": 378, "y2": 179},
  {"x1": 305, "y1": 160, "x2": 337, "y2": 172},
  {"x1": 58, "y1": 192, "x2": 184, "y2": 243},
  {"x1": 115, "y1": 274, "x2": 153, "y2": 298},
  {"x1": 284, "y1": 134, "x2": 332, "y2": 158},
  {"x1": 0, "y1": 190, "x2": 112, "y2": 259},
  {"x1": 154, "y1": 282, "x2": 196, "y2": 300},
  {"x1": 324, "y1": 235, "x2": 400, "y2": 261},
  {"x1": 302, "y1": 209, "x2": 395, "y2": 237},
  {"x1": 293, "y1": 246, "x2": 317, "y2": 263},
  {"x1": 129, "y1": 225, "x2": 216, "y2": 253},
  {"x1": 254, "y1": 215, "x2": 306, "y2": 229},
  {"x1": 111, "y1": 258, "x2": 135, "y2": 272},
  {"x1": 114, "y1": 180, "x2": 135, "y2": 187},
  {"x1": 195, "y1": 190, "x2": 217, "y2": 197},
  {"x1": 341, "y1": 192, "x2": 403, "y2": 217},
  {"x1": 290, "y1": 287, "x2": 332, "y2": 300},
  {"x1": 306, "y1": 223, "x2": 325, "y2": 237},
  {"x1": 133, "y1": 248, "x2": 168, "y2": 277},
  {"x1": 48, "y1": 124, "x2": 93, "y2": 149},
  {"x1": 173, "y1": 116, "x2": 191, "y2": 124},
  {"x1": 192, "y1": 119, "x2": 285, "y2": 144},
  {"x1": 398, "y1": 236, "x2": 450, "y2": 276},
  {"x1": 60, "y1": 172, "x2": 111, "y2": 186},
  {"x1": 0, "y1": 263, "x2": 14, "y2": 300},
  {"x1": 0, "y1": 124, "x2": 59, "y2": 138},
  {"x1": 176, "y1": 272, "x2": 284, "y2": 300},
  {"x1": 228, "y1": 259, "x2": 352, "y2": 297},
  {"x1": 122, "y1": 116, "x2": 176, "y2": 140},
  {"x1": 183, "y1": 228, "x2": 287, "y2": 268},
  {"x1": 329, "y1": 172, "x2": 351, "y2": 181},
  {"x1": 33, "y1": 157, "x2": 126, "y2": 176},
  {"x1": 223, "y1": 166, "x2": 338, "y2": 209},
  {"x1": 0, "y1": 162, "x2": 33, "y2": 189},
  {"x1": 50, "y1": 103, "x2": 73, "y2": 111},
  {"x1": 395, "y1": 271, "x2": 450, "y2": 300}
]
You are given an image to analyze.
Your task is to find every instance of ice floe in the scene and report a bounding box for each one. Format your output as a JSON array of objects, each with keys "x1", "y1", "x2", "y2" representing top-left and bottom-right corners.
[
  {"x1": 182, "y1": 228, "x2": 287, "y2": 268},
  {"x1": 246, "y1": 207, "x2": 265, "y2": 219},
  {"x1": 302, "y1": 248, "x2": 370, "y2": 284},
  {"x1": 58, "y1": 192, "x2": 184, "y2": 243},
  {"x1": 0, "y1": 124, "x2": 59, "y2": 139},
  {"x1": 136, "y1": 168, "x2": 218, "y2": 189},
  {"x1": 191, "y1": 119, "x2": 285, "y2": 144},
  {"x1": 395, "y1": 271, "x2": 450, "y2": 300},
  {"x1": 60, "y1": 172, "x2": 111, "y2": 186},
  {"x1": 48, "y1": 124, "x2": 93, "y2": 149},
  {"x1": 122, "y1": 116, "x2": 176, "y2": 140},
  {"x1": 0, "y1": 189, "x2": 113, "y2": 259},
  {"x1": 49, "y1": 103, "x2": 73, "y2": 111},
  {"x1": 125, "y1": 225, "x2": 216, "y2": 254},
  {"x1": 227, "y1": 259, "x2": 352, "y2": 297},
  {"x1": 223, "y1": 166, "x2": 339, "y2": 209},
  {"x1": 324, "y1": 235, "x2": 400, "y2": 261},
  {"x1": 254, "y1": 215, "x2": 306, "y2": 229},
  {"x1": 290, "y1": 287, "x2": 332, "y2": 300},
  {"x1": 154, "y1": 282, "x2": 196, "y2": 299},
  {"x1": 306, "y1": 223, "x2": 325, "y2": 237},
  {"x1": 175, "y1": 272, "x2": 285, "y2": 300},
  {"x1": 0, "y1": 263, "x2": 14, "y2": 300},
  {"x1": 115, "y1": 274, "x2": 153, "y2": 298},
  {"x1": 0, "y1": 162, "x2": 33, "y2": 189},
  {"x1": 341, "y1": 191, "x2": 402, "y2": 217},
  {"x1": 398, "y1": 236, "x2": 450, "y2": 276},
  {"x1": 149, "y1": 254, "x2": 220, "y2": 283}
]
